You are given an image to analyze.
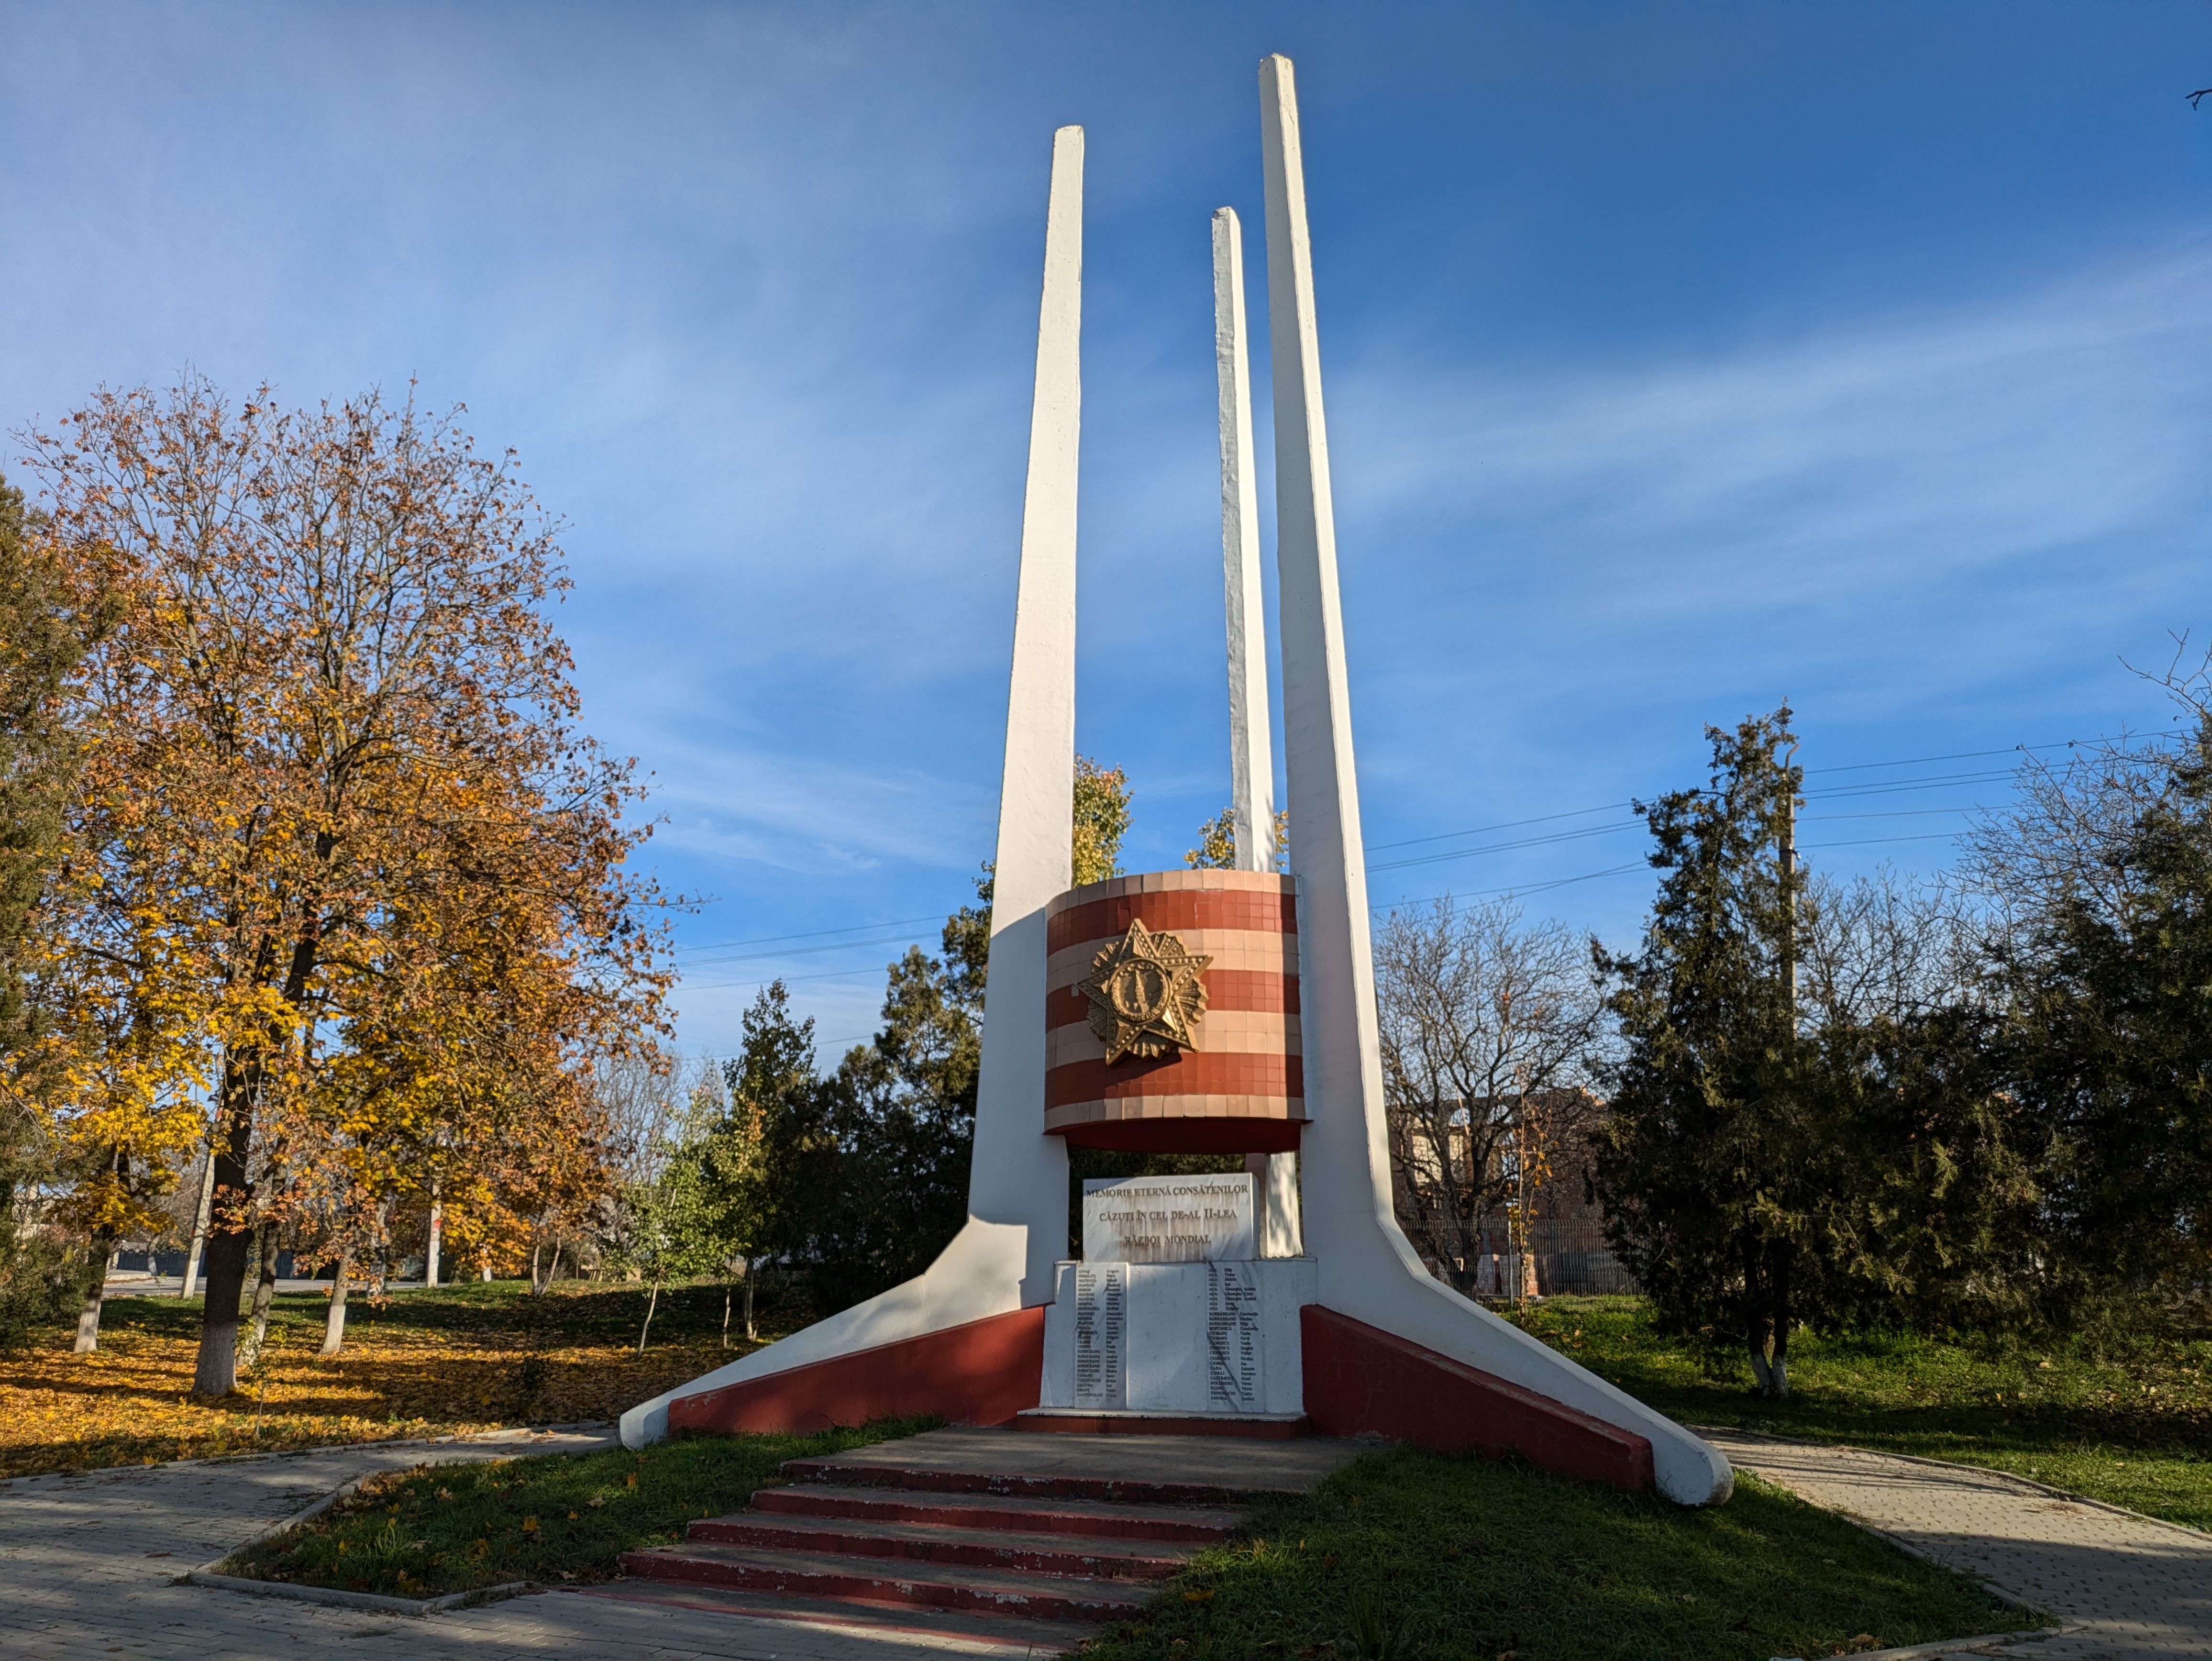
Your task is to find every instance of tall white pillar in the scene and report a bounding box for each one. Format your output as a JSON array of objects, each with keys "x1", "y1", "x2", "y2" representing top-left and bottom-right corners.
[
  {"x1": 1256, "y1": 55, "x2": 1729, "y2": 1504},
  {"x1": 966, "y1": 123, "x2": 1083, "y2": 1302},
  {"x1": 1212, "y1": 206, "x2": 1276, "y2": 876},
  {"x1": 1258, "y1": 54, "x2": 1397, "y2": 1253},
  {"x1": 1220, "y1": 200, "x2": 1304, "y2": 1257}
]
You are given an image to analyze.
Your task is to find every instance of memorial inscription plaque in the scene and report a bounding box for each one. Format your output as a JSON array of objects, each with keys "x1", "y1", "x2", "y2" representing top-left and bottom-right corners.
[
  {"x1": 1206, "y1": 1261, "x2": 1264, "y2": 1411},
  {"x1": 1073, "y1": 1262, "x2": 1127, "y2": 1408},
  {"x1": 1082, "y1": 1173, "x2": 1256, "y2": 1262}
]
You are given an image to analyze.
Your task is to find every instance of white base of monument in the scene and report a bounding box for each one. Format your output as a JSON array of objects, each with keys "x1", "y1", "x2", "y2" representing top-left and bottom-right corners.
[{"x1": 1038, "y1": 1256, "x2": 1316, "y2": 1417}]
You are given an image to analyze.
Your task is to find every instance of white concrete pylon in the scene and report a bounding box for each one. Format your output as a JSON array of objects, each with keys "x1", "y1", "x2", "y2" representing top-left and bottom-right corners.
[
  {"x1": 967, "y1": 122, "x2": 1083, "y2": 1296},
  {"x1": 1219, "y1": 201, "x2": 1305, "y2": 1260},
  {"x1": 1212, "y1": 205, "x2": 1275, "y2": 877},
  {"x1": 617, "y1": 129, "x2": 1085, "y2": 1448},
  {"x1": 1257, "y1": 52, "x2": 1730, "y2": 1505}
]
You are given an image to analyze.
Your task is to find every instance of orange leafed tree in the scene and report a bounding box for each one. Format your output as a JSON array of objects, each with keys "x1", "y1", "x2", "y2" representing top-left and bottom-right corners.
[{"x1": 27, "y1": 376, "x2": 669, "y2": 1391}]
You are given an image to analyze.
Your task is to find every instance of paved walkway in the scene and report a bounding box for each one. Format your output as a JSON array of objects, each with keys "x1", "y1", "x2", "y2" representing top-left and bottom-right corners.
[
  {"x1": 1702, "y1": 1429, "x2": 2212, "y2": 1659},
  {"x1": 10, "y1": 1423, "x2": 2206, "y2": 1659},
  {"x1": 0, "y1": 1430, "x2": 1058, "y2": 1660}
]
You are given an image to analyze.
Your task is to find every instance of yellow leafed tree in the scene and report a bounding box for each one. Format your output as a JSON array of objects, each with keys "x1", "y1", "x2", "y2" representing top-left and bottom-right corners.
[{"x1": 26, "y1": 377, "x2": 670, "y2": 1389}]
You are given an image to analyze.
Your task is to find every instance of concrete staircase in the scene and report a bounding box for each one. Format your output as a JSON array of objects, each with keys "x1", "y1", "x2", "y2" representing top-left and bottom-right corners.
[{"x1": 615, "y1": 1426, "x2": 1362, "y2": 1645}]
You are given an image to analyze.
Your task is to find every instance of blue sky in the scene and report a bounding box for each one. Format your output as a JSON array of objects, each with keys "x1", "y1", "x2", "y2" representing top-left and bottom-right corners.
[{"x1": 5, "y1": 3, "x2": 2210, "y2": 1059}]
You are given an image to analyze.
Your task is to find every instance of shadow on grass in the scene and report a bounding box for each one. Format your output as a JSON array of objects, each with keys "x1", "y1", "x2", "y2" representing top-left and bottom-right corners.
[
  {"x1": 220, "y1": 1417, "x2": 938, "y2": 1599},
  {"x1": 1504, "y1": 1295, "x2": 2212, "y2": 1532},
  {"x1": 1083, "y1": 1446, "x2": 2037, "y2": 1661}
]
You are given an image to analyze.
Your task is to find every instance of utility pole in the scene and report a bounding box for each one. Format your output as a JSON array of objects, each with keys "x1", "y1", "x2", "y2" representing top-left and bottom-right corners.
[
  {"x1": 426, "y1": 1177, "x2": 442, "y2": 1288},
  {"x1": 1779, "y1": 736, "x2": 1801, "y2": 1022},
  {"x1": 178, "y1": 1115, "x2": 218, "y2": 1298}
]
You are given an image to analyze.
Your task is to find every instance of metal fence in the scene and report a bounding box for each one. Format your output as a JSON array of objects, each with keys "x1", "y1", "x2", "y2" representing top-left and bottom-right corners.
[{"x1": 1449, "y1": 1217, "x2": 1637, "y2": 1297}]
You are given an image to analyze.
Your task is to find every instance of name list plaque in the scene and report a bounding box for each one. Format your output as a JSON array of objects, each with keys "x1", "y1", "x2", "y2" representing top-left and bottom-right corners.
[
  {"x1": 1073, "y1": 1262, "x2": 1128, "y2": 1408},
  {"x1": 1206, "y1": 1261, "x2": 1264, "y2": 1412},
  {"x1": 1082, "y1": 1173, "x2": 1256, "y2": 1263}
]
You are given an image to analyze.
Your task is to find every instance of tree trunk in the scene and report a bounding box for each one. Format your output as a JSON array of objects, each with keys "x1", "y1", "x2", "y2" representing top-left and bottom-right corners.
[
  {"x1": 530, "y1": 1240, "x2": 542, "y2": 1294},
  {"x1": 722, "y1": 1280, "x2": 732, "y2": 1349},
  {"x1": 1746, "y1": 1283, "x2": 1793, "y2": 1400},
  {"x1": 190, "y1": 1096, "x2": 256, "y2": 1396},
  {"x1": 74, "y1": 1231, "x2": 116, "y2": 1353},
  {"x1": 196, "y1": 917, "x2": 321, "y2": 1389},
  {"x1": 480, "y1": 1261, "x2": 491, "y2": 1283},
  {"x1": 1764, "y1": 1267, "x2": 1793, "y2": 1398},
  {"x1": 1747, "y1": 1314, "x2": 1775, "y2": 1396},
  {"x1": 636, "y1": 1278, "x2": 660, "y2": 1356},
  {"x1": 241, "y1": 1222, "x2": 280, "y2": 1367},
  {"x1": 320, "y1": 1254, "x2": 351, "y2": 1359},
  {"x1": 743, "y1": 1259, "x2": 757, "y2": 1341}
]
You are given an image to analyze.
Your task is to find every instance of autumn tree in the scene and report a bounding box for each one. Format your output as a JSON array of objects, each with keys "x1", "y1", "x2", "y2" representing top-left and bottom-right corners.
[
  {"x1": 1185, "y1": 806, "x2": 1287, "y2": 871},
  {"x1": 941, "y1": 754, "x2": 1132, "y2": 991},
  {"x1": 1071, "y1": 756, "x2": 1130, "y2": 887},
  {"x1": 1374, "y1": 895, "x2": 1604, "y2": 1294},
  {"x1": 26, "y1": 376, "x2": 667, "y2": 1388},
  {"x1": 0, "y1": 471, "x2": 112, "y2": 1347}
]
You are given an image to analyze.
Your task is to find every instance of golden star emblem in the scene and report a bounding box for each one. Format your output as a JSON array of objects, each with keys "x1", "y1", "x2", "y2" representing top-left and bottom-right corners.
[{"x1": 1075, "y1": 919, "x2": 1212, "y2": 1064}]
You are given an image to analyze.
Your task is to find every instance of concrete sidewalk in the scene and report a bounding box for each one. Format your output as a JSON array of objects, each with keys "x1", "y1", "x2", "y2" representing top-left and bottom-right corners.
[
  {"x1": 10, "y1": 1421, "x2": 2203, "y2": 1658},
  {"x1": 1703, "y1": 1428, "x2": 2212, "y2": 1658},
  {"x1": 0, "y1": 1430, "x2": 1076, "y2": 1659}
]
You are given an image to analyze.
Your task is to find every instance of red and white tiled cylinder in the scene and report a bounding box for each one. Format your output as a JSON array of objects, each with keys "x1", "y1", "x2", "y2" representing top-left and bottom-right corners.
[{"x1": 1043, "y1": 869, "x2": 1304, "y2": 1153}]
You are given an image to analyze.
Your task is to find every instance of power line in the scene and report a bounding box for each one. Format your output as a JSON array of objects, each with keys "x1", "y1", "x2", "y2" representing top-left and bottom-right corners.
[
  {"x1": 1367, "y1": 800, "x2": 1629, "y2": 853},
  {"x1": 678, "y1": 929, "x2": 939, "y2": 970},
  {"x1": 1802, "y1": 740, "x2": 2079, "y2": 776},
  {"x1": 675, "y1": 914, "x2": 948, "y2": 953},
  {"x1": 1360, "y1": 746, "x2": 2074, "y2": 871},
  {"x1": 676, "y1": 964, "x2": 903, "y2": 994},
  {"x1": 672, "y1": 733, "x2": 2109, "y2": 974}
]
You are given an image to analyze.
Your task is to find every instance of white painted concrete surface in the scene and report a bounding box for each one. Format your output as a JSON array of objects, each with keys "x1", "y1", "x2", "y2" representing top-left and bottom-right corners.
[
  {"x1": 968, "y1": 120, "x2": 1084, "y2": 1302},
  {"x1": 625, "y1": 128, "x2": 1086, "y2": 1450},
  {"x1": 1256, "y1": 51, "x2": 1730, "y2": 1506},
  {"x1": 1217, "y1": 200, "x2": 1303, "y2": 1263},
  {"x1": 1213, "y1": 204, "x2": 1275, "y2": 879}
]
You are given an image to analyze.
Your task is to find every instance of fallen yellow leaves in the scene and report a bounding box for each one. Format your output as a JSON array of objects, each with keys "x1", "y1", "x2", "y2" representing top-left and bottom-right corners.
[{"x1": 0, "y1": 1316, "x2": 740, "y2": 1479}]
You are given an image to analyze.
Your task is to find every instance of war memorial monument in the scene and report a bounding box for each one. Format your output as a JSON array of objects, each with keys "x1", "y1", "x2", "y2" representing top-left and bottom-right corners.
[{"x1": 623, "y1": 55, "x2": 1733, "y2": 1509}]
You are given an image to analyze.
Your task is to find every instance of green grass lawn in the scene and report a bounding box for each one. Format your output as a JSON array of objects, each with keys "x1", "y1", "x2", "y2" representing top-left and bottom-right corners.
[
  {"x1": 224, "y1": 1421, "x2": 2035, "y2": 1660},
  {"x1": 1504, "y1": 1295, "x2": 2212, "y2": 1532},
  {"x1": 1079, "y1": 1446, "x2": 2036, "y2": 1661},
  {"x1": 219, "y1": 1416, "x2": 938, "y2": 1598}
]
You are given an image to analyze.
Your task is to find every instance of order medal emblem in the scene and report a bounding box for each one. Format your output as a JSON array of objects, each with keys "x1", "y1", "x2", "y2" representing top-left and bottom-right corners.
[{"x1": 1075, "y1": 920, "x2": 1212, "y2": 1063}]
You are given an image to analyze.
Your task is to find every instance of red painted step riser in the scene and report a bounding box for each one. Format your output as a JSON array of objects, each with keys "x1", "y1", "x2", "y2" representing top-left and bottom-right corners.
[
  {"x1": 780, "y1": 1462, "x2": 1271, "y2": 1507},
  {"x1": 686, "y1": 1518, "x2": 1181, "y2": 1580},
  {"x1": 617, "y1": 1553, "x2": 1147, "y2": 1623},
  {"x1": 752, "y1": 1488, "x2": 1237, "y2": 1543}
]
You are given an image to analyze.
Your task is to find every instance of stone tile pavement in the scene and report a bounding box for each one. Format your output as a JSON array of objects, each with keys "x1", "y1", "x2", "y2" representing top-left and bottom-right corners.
[
  {"x1": 1701, "y1": 1429, "x2": 2212, "y2": 1659},
  {"x1": 0, "y1": 1430, "x2": 1068, "y2": 1660}
]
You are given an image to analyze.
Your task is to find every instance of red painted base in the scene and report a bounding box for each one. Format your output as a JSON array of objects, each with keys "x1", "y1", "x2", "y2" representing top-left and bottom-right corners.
[
  {"x1": 668, "y1": 1307, "x2": 1046, "y2": 1437},
  {"x1": 1051, "y1": 1118, "x2": 1304, "y2": 1154},
  {"x1": 1300, "y1": 1306, "x2": 1655, "y2": 1493}
]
